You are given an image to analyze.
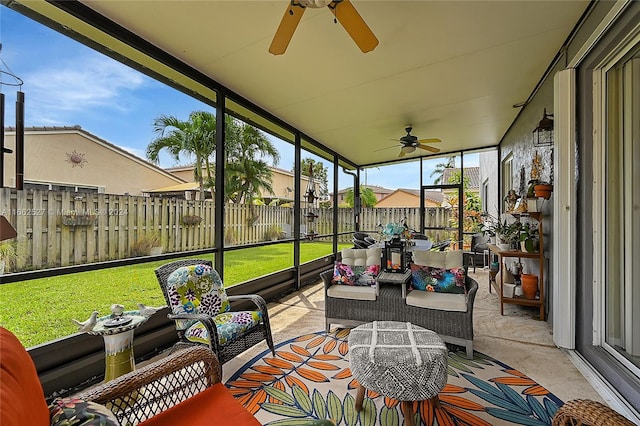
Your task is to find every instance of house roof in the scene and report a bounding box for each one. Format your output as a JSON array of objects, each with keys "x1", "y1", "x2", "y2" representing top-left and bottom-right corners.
[
  {"x1": 334, "y1": 185, "x2": 393, "y2": 196},
  {"x1": 442, "y1": 167, "x2": 480, "y2": 189},
  {"x1": 145, "y1": 182, "x2": 205, "y2": 193},
  {"x1": 381, "y1": 188, "x2": 444, "y2": 205},
  {"x1": 6, "y1": 125, "x2": 185, "y2": 184}
]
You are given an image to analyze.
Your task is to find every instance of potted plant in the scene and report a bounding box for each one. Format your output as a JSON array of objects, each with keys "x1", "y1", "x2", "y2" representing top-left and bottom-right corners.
[
  {"x1": 481, "y1": 213, "x2": 521, "y2": 250},
  {"x1": 519, "y1": 222, "x2": 539, "y2": 253},
  {"x1": 0, "y1": 241, "x2": 17, "y2": 274},
  {"x1": 533, "y1": 181, "x2": 553, "y2": 199},
  {"x1": 182, "y1": 215, "x2": 203, "y2": 226}
]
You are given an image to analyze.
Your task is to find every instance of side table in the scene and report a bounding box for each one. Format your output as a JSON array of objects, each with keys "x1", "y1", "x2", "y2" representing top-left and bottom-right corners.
[
  {"x1": 88, "y1": 311, "x2": 149, "y2": 382},
  {"x1": 348, "y1": 321, "x2": 448, "y2": 426},
  {"x1": 376, "y1": 269, "x2": 412, "y2": 298}
]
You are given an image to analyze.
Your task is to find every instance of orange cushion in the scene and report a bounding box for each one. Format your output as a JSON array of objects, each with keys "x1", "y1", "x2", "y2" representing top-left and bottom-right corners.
[
  {"x1": 139, "y1": 382, "x2": 260, "y2": 426},
  {"x1": 0, "y1": 327, "x2": 50, "y2": 426}
]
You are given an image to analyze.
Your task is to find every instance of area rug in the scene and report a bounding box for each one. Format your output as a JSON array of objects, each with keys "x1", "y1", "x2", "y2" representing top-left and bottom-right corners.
[{"x1": 226, "y1": 329, "x2": 564, "y2": 425}]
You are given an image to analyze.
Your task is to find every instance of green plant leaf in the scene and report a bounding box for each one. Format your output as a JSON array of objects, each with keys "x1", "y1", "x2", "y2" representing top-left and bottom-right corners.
[
  {"x1": 261, "y1": 402, "x2": 309, "y2": 418},
  {"x1": 343, "y1": 393, "x2": 358, "y2": 426},
  {"x1": 312, "y1": 389, "x2": 327, "y2": 419},
  {"x1": 263, "y1": 385, "x2": 296, "y2": 405},
  {"x1": 326, "y1": 390, "x2": 343, "y2": 424},
  {"x1": 359, "y1": 397, "x2": 377, "y2": 426},
  {"x1": 293, "y1": 385, "x2": 313, "y2": 415},
  {"x1": 379, "y1": 405, "x2": 400, "y2": 426}
]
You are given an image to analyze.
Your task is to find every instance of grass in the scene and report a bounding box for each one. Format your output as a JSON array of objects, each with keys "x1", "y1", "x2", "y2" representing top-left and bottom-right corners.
[{"x1": 0, "y1": 242, "x2": 348, "y2": 348}]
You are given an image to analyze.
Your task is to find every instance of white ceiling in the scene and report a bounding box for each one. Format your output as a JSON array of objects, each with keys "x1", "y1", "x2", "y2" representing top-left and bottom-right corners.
[{"x1": 39, "y1": 1, "x2": 589, "y2": 166}]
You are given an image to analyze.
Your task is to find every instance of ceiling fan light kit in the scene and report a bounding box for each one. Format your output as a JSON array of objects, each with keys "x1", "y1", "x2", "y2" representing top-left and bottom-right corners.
[
  {"x1": 269, "y1": 0, "x2": 378, "y2": 55},
  {"x1": 373, "y1": 126, "x2": 442, "y2": 158}
]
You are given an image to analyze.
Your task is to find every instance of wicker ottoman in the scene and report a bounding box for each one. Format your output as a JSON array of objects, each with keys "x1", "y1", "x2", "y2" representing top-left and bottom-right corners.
[{"x1": 348, "y1": 321, "x2": 448, "y2": 426}]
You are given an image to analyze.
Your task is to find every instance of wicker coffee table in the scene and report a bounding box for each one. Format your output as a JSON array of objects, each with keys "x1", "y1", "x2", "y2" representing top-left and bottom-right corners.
[{"x1": 348, "y1": 321, "x2": 448, "y2": 426}]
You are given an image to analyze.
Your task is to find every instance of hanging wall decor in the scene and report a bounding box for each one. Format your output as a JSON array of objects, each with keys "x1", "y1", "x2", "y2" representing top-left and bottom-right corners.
[{"x1": 66, "y1": 150, "x2": 88, "y2": 168}]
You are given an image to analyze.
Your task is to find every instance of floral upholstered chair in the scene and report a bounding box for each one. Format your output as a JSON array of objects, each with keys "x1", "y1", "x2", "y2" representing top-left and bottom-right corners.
[{"x1": 155, "y1": 259, "x2": 274, "y2": 366}]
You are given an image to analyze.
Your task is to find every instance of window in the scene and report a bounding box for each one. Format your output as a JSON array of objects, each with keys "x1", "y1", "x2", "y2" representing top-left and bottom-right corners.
[
  {"x1": 482, "y1": 179, "x2": 489, "y2": 213},
  {"x1": 501, "y1": 153, "x2": 513, "y2": 212},
  {"x1": 600, "y1": 42, "x2": 640, "y2": 373}
]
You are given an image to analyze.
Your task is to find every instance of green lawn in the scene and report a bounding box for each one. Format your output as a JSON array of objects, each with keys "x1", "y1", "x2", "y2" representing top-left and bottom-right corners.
[{"x1": 0, "y1": 242, "x2": 347, "y2": 348}]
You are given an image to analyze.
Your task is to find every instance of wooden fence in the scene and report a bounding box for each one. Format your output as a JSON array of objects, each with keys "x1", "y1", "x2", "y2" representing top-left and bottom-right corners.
[{"x1": 0, "y1": 188, "x2": 450, "y2": 272}]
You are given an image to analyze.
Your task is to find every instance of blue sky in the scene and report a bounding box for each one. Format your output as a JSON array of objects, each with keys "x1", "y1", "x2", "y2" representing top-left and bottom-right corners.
[{"x1": 1, "y1": 6, "x2": 475, "y2": 191}]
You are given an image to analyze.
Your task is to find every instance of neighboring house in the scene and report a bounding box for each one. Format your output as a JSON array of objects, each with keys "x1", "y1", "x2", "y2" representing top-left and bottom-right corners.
[
  {"x1": 441, "y1": 167, "x2": 480, "y2": 192},
  {"x1": 331, "y1": 185, "x2": 393, "y2": 205},
  {"x1": 375, "y1": 188, "x2": 443, "y2": 208},
  {"x1": 2, "y1": 126, "x2": 184, "y2": 195},
  {"x1": 164, "y1": 165, "x2": 312, "y2": 203},
  {"x1": 143, "y1": 182, "x2": 210, "y2": 200}
]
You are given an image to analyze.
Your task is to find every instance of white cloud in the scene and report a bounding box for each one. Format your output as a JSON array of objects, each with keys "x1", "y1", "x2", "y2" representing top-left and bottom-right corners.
[
  {"x1": 20, "y1": 55, "x2": 146, "y2": 124},
  {"x1": 117, "y1": 145, "x2": 147, "y2": 160}
]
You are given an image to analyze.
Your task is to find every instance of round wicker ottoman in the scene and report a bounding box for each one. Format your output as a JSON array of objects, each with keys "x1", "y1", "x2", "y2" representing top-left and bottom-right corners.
[{"x1": 348, "y1": 321, "x2": 448, "y2": 426}]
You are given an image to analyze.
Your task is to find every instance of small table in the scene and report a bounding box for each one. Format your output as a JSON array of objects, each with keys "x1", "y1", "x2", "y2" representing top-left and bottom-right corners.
[
  {"x1": 88, "y1": 311, "x2": 149, "y2": 382},
  {"x1": 377, "y1": 269, "x2": 412, "y2": 298},
  {"x1": 348, "y1": 321, "x2": 448, "y2": 426}
]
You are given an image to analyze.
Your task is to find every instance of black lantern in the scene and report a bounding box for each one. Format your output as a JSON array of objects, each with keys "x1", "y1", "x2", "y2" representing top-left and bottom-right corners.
[
  {"x1": 533, "y1": 108, "x2": 554, "y2": 146},
  {"x1": 382, "y1": 237, "x2": 406, "y2": 273}
]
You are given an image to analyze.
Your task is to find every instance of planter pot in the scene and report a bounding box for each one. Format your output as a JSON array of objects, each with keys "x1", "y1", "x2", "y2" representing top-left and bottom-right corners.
[
  {"x1": 497, "y1": 243, "x2": 511, "y2": 251},
  {"x1": 521, "y1": 274, "x2": 538, "y2": 299},
  {"x1": 514, "y1": 285, "x2": 524, "y2": 297},
  {"x1": 503, "y1": 283, "x2": 515, "y2": 298},
  {"x1": 534, "y1": 184, "x2": 553, "y2": 200}
]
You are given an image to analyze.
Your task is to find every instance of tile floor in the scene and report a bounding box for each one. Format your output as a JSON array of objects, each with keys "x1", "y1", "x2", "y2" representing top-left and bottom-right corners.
[{"x1": 223, "y1": 268, "x2": 605, "y2": 407}]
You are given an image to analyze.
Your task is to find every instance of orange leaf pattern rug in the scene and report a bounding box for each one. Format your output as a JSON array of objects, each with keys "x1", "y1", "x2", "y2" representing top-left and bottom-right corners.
[{"x1": 226, "y1": 329, "x2": 563, "y2": 425}]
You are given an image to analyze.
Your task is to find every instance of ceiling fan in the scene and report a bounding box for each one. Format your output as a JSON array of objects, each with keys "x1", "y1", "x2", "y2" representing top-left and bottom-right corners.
[
  {"x1": 386, "y1": 126, "x2": 442, "y2": 158},
  {"x1": 269, "y1": 0, "x2": 378, "y2": 55}
]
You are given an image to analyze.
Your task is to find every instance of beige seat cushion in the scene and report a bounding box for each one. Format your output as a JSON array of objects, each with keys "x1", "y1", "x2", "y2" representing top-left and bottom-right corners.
[
  {"x1": 327, "y1": 284, "x2": 377, "y2": 301},
  {"x1": 340, "y1": 248, "x2": 381, "y2": 267},
  {"x1": 405, "y1": 291, "x2": 467, "y2": 312},
  {"x1": 412, "y1": 250, "x2": 463, "y2": 269}
]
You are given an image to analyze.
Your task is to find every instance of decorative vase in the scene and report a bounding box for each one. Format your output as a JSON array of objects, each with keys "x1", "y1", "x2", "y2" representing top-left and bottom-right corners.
[
  {"x1": 534, "y1": 184, "x2": 553, "y2": 200},
  {"x1": 521, "y1": 274, "x2": 538, "y2": 299}
]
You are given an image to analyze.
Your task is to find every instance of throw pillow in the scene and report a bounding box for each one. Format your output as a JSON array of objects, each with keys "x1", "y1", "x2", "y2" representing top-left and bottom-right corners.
[
  {"x1": 353, "y1": 264, "x2": 380, "y2": 286},
  {"x1": 410, "y1": 264, "x2": 466, "y2": 294},
  {"x1": 166, "y1": 264, "x2": 230, "y2": 331},
  {"x1": 332, "y1": 262, "x2": 380, "y2": 286},
  {"x1": 49, "y1": 397, "x2": 120, "y2": 426}
]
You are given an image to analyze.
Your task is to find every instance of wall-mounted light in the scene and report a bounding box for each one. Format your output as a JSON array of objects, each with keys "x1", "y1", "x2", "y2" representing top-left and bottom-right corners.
[{"x1": 533, "y1": 108, "x2": 554, "y2": 146}]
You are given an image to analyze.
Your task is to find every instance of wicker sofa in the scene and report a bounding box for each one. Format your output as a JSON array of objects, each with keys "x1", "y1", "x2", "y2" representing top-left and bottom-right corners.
[
  {"x1": 0, "y1": 326, "x2": 260, "y2": 426},
  {"x1": 322, "y1": 248, "x2": 478, "y2": 358}
]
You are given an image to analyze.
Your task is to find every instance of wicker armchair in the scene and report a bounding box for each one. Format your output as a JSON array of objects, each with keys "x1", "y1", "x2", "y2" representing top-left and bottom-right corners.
[
  {"x1": 74, "y1": 346, "x2": 256, "y2": 425},
  {"x1": 154, "y1": 259, "x2": 275, "y2": 366},
  {"x1": 552, "y1": 399, "x2": 636, "y2": 426}
]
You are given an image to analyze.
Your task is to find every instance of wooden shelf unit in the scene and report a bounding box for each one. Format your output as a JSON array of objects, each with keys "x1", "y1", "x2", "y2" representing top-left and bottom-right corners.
[{"x1": 488, "y1": 212, "x2": 545, "y2": 321}]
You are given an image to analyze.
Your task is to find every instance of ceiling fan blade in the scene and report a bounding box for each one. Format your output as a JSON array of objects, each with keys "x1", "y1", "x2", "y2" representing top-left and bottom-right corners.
[
  {"x1": 398, "y1": 150, "x2": 406, "y2": 158},
  {"x1": 417, "y1": 138, "x2": 442, "y2": 144},
  {"x1": 329, "y1": 0, "x2": 378, "y2": 53},
  {"x1": 417, "y1": 144, "x2": 441, "y2": 153},
  {"x1": 373, "y1": 144, "x2": 401, "y2": 152},
  {"x1": 269, "y1": 3, "x2": 306, "y2": 55}
]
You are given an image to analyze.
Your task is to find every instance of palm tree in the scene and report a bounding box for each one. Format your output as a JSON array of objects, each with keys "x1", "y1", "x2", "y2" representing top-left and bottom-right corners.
[
  {"x1": 343, "y1": 186, "x2": 377, "y2": 208},
  {"x1": 225, "y1": 123, "x2": 280, "y2": 203},
  {"x1": 147, "y1": 111, "x2": 217, "y2": 199},
  {"x1": 430, "y1": 155, "x2": 457, "y2": 184}
]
